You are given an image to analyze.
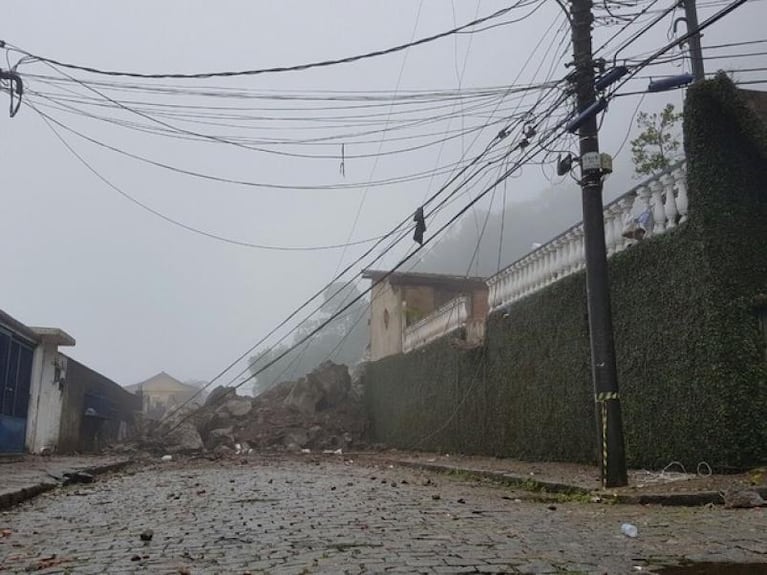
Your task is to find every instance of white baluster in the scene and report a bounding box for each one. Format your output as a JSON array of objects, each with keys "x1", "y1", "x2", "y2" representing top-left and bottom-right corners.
[
  {"x1": 506, "y1": 270, "x2": 514, "y2": 303},
  {"x1": 573, "y1": 229, "x2": 584, "y2": 270},
  {"x1": 556, "y1": 238, "x2": 567, "y2": 278},
  {"x1": 604, "y1": 206, "x2": 617, "y2": 256},
  {"x1": 611, "y1": 203, "x2": 625, "y2": 253},
  {"x1": 562, "y1": 236, "x2": 572, "y2": 275},
  {"x1": 674, "y1": 163, "x2": 689, "y2": 223},
  {"x1": 536, "y1": 251, "x2": 547, "y2": 288},
  {"x1": 537, "y1": 252, "x2": 547, "y2": 290},
  {"x1": 632, "y1": 184, "x2": 650, "y2": 238},
  {"x1": 553, "y1": 242, "x2": 563, "y2": 278},
  {"x1": 513, "y1": 265, "x2": 522, "y2": 301},
  {"x1": 520, "y1": 259, "x2": 530, "y2": 296},
  {"x1": 661, "y1": 172, "x2": 678, "y2": 229},
  {"x1": 561, "y1": 233, "x2": 573, "y2": 275},
  {"x1": 613, "y1": 198, "x2": 628, "y2": 252},
  {"x1": 543, "y1": 246, "x2": 554, "y2": 285},
  {"x1": 650, "y1": 179, "x2": 666, "y2": 235},
  {"x1": 569, "y1": 231, "x2": 579, "y2": 273},
  {"x1": 532, "y1": 253, "x2": 543, "y2": 292}
]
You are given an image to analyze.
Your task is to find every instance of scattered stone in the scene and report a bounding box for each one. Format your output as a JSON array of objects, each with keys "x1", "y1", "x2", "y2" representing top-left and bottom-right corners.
[
  {"x1": 722, "y1": 488, "x2": 767, "y2": 509},
  {"x1": 164, "y1": 422, "x2": 204, "y2": 453},
  {"x1": 130, "y1": 555, "x2": 141, "y2": 562},
  {"x1": 139, "y1": 529, "x2": 154, "y2": 542},
  {"x1": 207, "y1": 427, "x2": 236, "y2": 449},
  {"x1": 222, "y1": 397, "x2": 252, "y2": 418},
  {"x1": 161, "y1": 455, "x2": 173, "y2": 462},
  {"x1": 62, "y1": 471, "x2": 94, "y2": 486},
  {"x1": 432, "y1": 494, "x2": 441, "y2": 500},
  {"x1": 457, "y1": 498, "x2": 466, "y2": 504}
]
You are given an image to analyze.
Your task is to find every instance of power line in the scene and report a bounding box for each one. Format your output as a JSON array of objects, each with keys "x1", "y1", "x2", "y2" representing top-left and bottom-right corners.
[
  {"x1": 5, "y1": 2, "x2": 539, "y2": 79},
  {"x1": 26, "y1": 89, "x2": 517, "y2": 161},
  {"x1": 27, "y1": 108, "x2": 515, "y2": 191},
  {"x1": 28, "y1": 102, "x2": 386, "y2": 253}
]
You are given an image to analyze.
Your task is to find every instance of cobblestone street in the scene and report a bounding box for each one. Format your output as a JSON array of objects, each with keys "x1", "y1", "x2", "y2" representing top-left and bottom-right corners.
[{"x1": 1, "y1": 456, "x2": 765, "y2": 574}]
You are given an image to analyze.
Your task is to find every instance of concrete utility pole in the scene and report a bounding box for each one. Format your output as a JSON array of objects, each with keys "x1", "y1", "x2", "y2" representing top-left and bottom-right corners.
[
  {"x1": 683, "y1": 0, "x2": 706, "y2": 82},
  {"x1": 568, "y1": 0, "x2": 628, "y2": 488}
]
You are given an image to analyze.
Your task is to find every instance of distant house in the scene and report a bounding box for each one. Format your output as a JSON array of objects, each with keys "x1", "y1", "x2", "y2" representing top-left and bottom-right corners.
[
  {"x1": 125, "y1": 372, "x2": 204, "y2": 420},
  {"x1": 1, "y1": 308, "x2": 139, "y2": 454},
  {"x1": 362, "y1": 269, "x2": 488, "y2": 361}
]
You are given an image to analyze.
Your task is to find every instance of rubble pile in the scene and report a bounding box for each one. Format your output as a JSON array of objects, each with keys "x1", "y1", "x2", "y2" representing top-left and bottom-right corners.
[{"x1": 197, "y1": 361, "x2": 367, "y2": 453}]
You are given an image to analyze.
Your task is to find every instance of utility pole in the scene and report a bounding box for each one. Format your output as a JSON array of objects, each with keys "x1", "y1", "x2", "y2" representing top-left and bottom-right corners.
[
  {"x1": 683, "y1": 0, "x2": 706, "y2": 82},
  {"x1": 569, "y1": 0, "x2": 628, "y2": 488}
]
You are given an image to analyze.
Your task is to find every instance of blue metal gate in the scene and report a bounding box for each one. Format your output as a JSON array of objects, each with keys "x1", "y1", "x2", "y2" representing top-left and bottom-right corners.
[{"x1": 0, "y1": 330, "x2": 34, "y2": 453}]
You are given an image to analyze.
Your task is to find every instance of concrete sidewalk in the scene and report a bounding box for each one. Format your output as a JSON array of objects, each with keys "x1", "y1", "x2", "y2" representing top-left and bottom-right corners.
[
  {"x1": 357, "y1": 451, "x2": 767, "y2": 506},
  {"x1": 0, "y1": 455, "x2": 131, "y2": 510}
]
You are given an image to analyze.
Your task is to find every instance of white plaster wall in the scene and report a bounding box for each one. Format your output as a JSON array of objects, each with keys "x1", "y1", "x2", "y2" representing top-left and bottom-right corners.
[
  {"x1": 25, "y1": 343, "x2": 65, "y2": 453},
  {"x1": 369, "y1": 281, "x2": 404, "y2": 361}
]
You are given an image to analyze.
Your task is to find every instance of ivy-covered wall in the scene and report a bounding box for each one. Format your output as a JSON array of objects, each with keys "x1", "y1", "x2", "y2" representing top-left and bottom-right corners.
[{"x1": 364, "y1": 76, "x2": 767, "y2": 470}]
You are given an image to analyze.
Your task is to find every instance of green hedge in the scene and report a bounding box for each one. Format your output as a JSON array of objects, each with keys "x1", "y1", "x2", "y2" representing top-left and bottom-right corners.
[{"x1": 364, "y1": 76, "x2": 767, "y2": 470}]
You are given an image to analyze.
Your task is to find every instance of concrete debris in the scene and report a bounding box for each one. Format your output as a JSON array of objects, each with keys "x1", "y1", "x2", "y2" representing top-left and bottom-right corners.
[
  {"x1": 124, "y1": 361, "x2": 367, "y2": 456},
  {"x1": 161, "y1": 455, "x2": 173, "y2": 462},
  {"x1": 164, "y1": 422, "x2": 204, "y2": 453},
  {"x1": 198, "y1": 361, "x2": 366, "y2": 454}
]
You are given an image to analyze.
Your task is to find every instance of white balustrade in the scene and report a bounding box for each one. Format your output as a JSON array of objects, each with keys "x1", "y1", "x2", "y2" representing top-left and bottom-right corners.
[
  {"x1": 487, "y1": 161, "x2": 688, "y2": 312},
  {"x1": 403, "y1": 296, "x2": 470, "y2": 353}
]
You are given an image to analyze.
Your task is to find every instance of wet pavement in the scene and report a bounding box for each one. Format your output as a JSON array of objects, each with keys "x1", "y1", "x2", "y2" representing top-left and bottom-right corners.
[{"x1": 0, "y1": 455, "x2": 765, "y2": 574}]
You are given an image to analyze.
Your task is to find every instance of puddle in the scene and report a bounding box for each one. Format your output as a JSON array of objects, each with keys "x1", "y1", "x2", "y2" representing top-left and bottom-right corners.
[{"x1": 653, "y1": 562, "x2": 767, "y2": 574}]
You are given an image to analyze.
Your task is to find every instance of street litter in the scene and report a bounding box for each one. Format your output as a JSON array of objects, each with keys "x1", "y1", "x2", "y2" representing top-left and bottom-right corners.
[{"x1": 621, "y1": 523, "x2": 638, "y2": 538}]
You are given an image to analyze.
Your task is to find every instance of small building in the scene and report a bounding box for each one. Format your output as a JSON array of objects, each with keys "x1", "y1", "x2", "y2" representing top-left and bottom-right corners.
[
  {"x1": 362, "y1": 269, "x2": 488, "y2": 361},
  {"x1": 1, "y1": 308, "x2": 138, "y2": 454},
  {"x1": 125, "y1": 372, "x2": 204, "y2": 420},
  {"x1": 57, "y1": 356, "x2": 141, "y2": 453}
]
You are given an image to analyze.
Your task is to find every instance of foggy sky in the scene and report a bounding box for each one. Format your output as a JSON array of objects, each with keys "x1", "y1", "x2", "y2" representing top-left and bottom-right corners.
[{"x1": 2, "y1": 0, "x2": 765, "y2": 387}]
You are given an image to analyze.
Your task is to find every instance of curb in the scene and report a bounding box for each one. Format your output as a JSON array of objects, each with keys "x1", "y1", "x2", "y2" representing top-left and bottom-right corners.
[
  {"x1": 0, "y1": 482, "x2": 57, "y2": 511},
  {"x1": 376, "y1": 458, "x2": 767, "y2": 506},
  {"x1": 378, "y1": 459, "x2": 592, "y2": 497},
  {"x1": 0, "y1": 459, "x2": 132, "y2": 511}
]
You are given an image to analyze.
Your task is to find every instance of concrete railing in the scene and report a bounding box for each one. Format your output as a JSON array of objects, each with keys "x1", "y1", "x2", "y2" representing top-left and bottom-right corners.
[
  {"x1": 403, "y1": 296, "x2": 470, "y2": 353},
  {"x1": 487, "y1": 161, "x2": 688, "y2": 311}
]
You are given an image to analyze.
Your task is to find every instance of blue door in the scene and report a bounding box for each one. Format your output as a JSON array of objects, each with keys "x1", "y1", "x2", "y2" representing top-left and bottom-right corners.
[{"x1": 0, "y1": 330, "x2": 34, "y2": 453}]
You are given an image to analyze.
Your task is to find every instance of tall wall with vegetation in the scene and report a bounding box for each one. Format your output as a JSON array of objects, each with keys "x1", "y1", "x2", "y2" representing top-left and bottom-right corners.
[{"x1": 363, "y1": 76, "x2": 767, "y2": 470}]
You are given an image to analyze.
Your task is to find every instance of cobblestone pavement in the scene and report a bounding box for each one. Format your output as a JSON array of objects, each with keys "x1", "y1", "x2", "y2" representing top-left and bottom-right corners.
[{"x1": 1, "y1": 455, "x2": 765, "y2": 574}]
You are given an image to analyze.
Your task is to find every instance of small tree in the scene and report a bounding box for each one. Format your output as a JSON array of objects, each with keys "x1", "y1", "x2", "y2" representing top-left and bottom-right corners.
[{"x1": 630, "y1": 103, "x2": 683, "y2": 177}]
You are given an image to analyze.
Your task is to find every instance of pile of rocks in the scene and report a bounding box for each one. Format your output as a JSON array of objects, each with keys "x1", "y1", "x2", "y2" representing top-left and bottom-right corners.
[{"x1": 195, "y1": 361, "x2": 367, "y2": 454}]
